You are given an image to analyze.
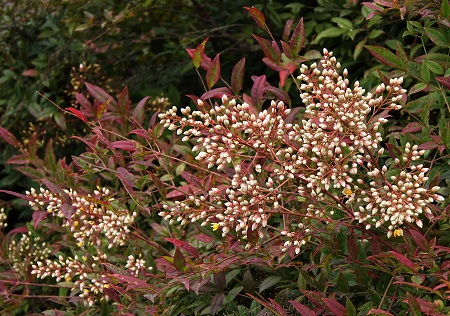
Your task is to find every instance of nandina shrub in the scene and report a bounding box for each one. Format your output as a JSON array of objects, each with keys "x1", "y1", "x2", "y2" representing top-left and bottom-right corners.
[{"x1": 0, "y1": 5, "x2": 449, "y2": 316}]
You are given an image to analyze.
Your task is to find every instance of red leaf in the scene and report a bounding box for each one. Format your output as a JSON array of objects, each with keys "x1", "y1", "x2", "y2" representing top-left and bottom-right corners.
[
  {"x1": 251, "y1": 75, "x2": 267, "y2": 108},
  {"x1": 194, "y1": 233, "x2": 214, "y2": 243},
  {"x1": 147, "y1": 171, "x2": 166, "y2": 198},
  {"x1": 401, "y1": 122, "x2": 423, "y2": 134},
  {"x1": 418, "y1": 141, "x2": 439, "y2": 150},
  {"x1": 111, "y1": 140, "x2": 136, "y2": 151},
  {"x1": 22, "y1": 69, "x2": 37, "y2": 77},
  {"x1": 112, "y1": 274, "x2": 151, "y2": 290},
  {"x1": 431, "y1": 134, "x2": 443, "y2": 144},
  {"x1": 368, "y1": 309, "x2": 394, "y2": 315},
  {"x1": 166, "y1": 185, "x2": 191, "y2": 199},
  {"x1": 6, "y1": 153, "x2": 30, "y2": 165},
  {"x1": 0, "y1": 126, "x2": 20, "y2": 148},
  {"x1": 262, "y1": 57, "x2": 285, "y2": 72},
  {"x1": 244, "y1": 6, "x2": 268, "y2": 31},
  {"x1": 186, "y1": 94, "x2": 201, "y2": 106},
  {"x1": 264, "y1": 86, "x2": 291, "y2": 106},
  {"x1": 281, "y1": 41, "x2": 293, "y2": 59},
  {"x1": 85, "y1": 83, "x2": 117, "y2": 106},
  {"x1": 269, "y1": 298, "x2": 288, "y2": 316},
  {"x1": 117, "y1": 167, "x2": 135, "y2": 196},
  {"x1": 181, "y1": 172, "x2": 202, "y2": 188},
  {"x1": 393, "y1": 281, "x2": 443, "y2": 296},
  {"x1": 283, "y1": 19, "x2": 294, "y2": 42},
  {"x1": 32, "y1": 210, "x2": 49, "y2": 229},
  {"x1": 166, "y1": 238, "x2": 199, "y2": 258},
  {"x1": 301, "y1": 290, "x2": 327, "y2": 309},
  {"x1": 409, "y1": 229, "x2": 429, "y2": 251},
  {"x1": 370, "y1": 237, "x2": 381, "y2": 255},
  {"x1": 60, "y1": 203, "x2": 77, "y2": 221},
  {"x1": 390, "y1": 251, "x2": 415, "y2": 270},
  {"x1": 191, "y1": 38, "x2": 209, "y2": 69},
  {"x1": 322, "y1": 298, "x2": 346, "y2": 316},
  {"x1": 210, "y1": 292, "x2": 225, "y2": 315},
  {"x1": 40, "y1": 179, "x2": 69, "y2": 201},
  {"x1": 206, "y1": 54, "x2": 221, "y2": 89},
  {"x1": 386, "y1": 143, "x2": 402, "y2": 160},
  {"x1": 284, "y1": 107, "x2": 301, "y2": 125},
  {"x1": 436, "y1": 76, "x2": 450, "y2": 90},
  {"x1": 132, "y1": 96, "x2": 149, "y2": 125},
  {"x1": 290, "y1": 18, "x2": 305, "y2": 56},
  {"x1": 75, "y1": 92, "x2": 94, "y2": 115},
  {"x1": 362, "y1": 2, "x2": 384, "y2": 12},
  {"x1": 373, "y1": 0, "x2": 394, "y2": 7},
  {"x1": 289, "y1": 301, "x2": 318, "y2": 316},
  {"x1": 200, "y1": 87, "x2": 233, "y2": 100},
  {"x1": 348, "y1": 237, "x2": 359, "y2": 261},
  {"x1": 7, "y1": 226, "x2": 29, "y2": 234},
  {"x1": 231, "y1": 57, "x2": 245, "y2": 94},
  {"x1": 66, "y1": 107, "x2": 88, "y2": 123},
  {"x1": 118, "y1": 86, "x2": 130, "y2": 115},
  {"x1": 253, "y1": 35, "x2": 280, "y2": 62}
]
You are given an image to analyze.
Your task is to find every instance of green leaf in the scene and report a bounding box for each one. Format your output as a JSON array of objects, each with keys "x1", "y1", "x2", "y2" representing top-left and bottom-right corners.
[
  {"x1": 253, "y1": 35, "x2": 280, "y2": 62},
  {"x1": 409, "y1": 83, "x2": 427, "y2": 94},
  {"x1": 225, "y1": 286, "x2": 243, "y2": 304},
  {"x1": 225, "y1": 269, "x2": 241, "y2": 285},
  {"x1": 243, "y1": 270, "x2": 255, "y2": 294},
  {"x1": 354, "y1": 39, "x2": 366, "y2": 60},
  {"x1": 259, "y1": 275, "x2": 282, "y2": 292},
  {"x1": 96, "y1": 99, "x2": 110, "y2": 119},
  {"x1": 442, "y1": 0, "x2": 450, "y2": 18},
  {"x1": 43, "y1": 140, "x2": 56, "y2": 171},
  {"x1": 423, "y1": 60, "x2": 444, "y2": 74},
  {"x1": 192, "y1": 38, "x2": 209, "y2": 69},
  {"x1": 347, "y1": 29, "x2": 361, "y2": 41},
  {"x1": 421, "y1": 61, "x2": 431, "y2": 83},
  {"x1": 368, "y1": 29, "x2": 384, "y2": 39},
  {"x1": 173, "y1": 248, "x2": 186, "y2": 271},
  {"x1": 346, "y1": 298, "x2": 357, "y2": 316},
  {"x1": 331, "y1": 17, "x2": 353, "y2": 29},
  {"x1": 336, "y1": 273, "x2": 350, "y2": 292},
  {"x1": 365, "y1": 45, "x2": 402, "y2": 69},
  {"x1": 297, "y1": 272, "x2": 307, "y2": 289},
  {"x1": 289, "y1": 17, "x2": 305, "y2": 56},
  {"x1": 244, "y1": 6, "x2": 268, "y2": 32},
  {"x1": 206, "y1": 54, "x2": 221, "y2": 89},
  {"x1": 395, "y1": 43, "x2": 408, "y2": 71},
  {"x1": 231, "y1": 57, "x2": 245, "y2": 94},
  {"x1": 313, "y1": 27, "x2": 346, "y2": 43},
  {"x1": 424, "y1": 27, "x2": 449, "y2": 47}
]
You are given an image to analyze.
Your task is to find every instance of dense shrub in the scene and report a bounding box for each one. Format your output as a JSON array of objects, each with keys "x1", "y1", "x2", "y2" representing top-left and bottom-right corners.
[{"x1": 0, "y1": 1, "x2": 449, "y2": 315}]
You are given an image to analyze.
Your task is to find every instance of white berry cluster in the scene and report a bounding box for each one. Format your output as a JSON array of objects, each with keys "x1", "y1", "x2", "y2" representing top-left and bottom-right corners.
[
  {"x1": 125, "y1": 254, "x2": 147, "y2": 276},
  {"x1": 31, "y1": 252, "x2": 109, "y2": 307},
  {"x1": 350, "y1": 142, "x2": 444, "y2": 237},
  {"x1": 26, "y1": 186, "x2": 137, "y2": 248},
  {"x1": 158, "y1": 96, "x2": 296, "y2": 244},
  {"x1": 157, "y1": 49, "x2": 443, "y2": 254},
  {"x1": 0, "y1": 207, "x2": 7, "y2": 229},
  {"x1": 7, "y1": 231, "x2": 52, "y2": 274}
]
